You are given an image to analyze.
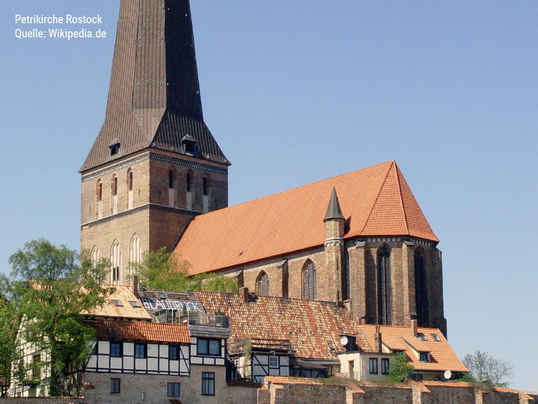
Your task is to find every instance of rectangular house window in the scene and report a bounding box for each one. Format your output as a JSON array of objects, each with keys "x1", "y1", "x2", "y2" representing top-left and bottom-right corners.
[
  {"x1": 197, "y1": 338, "x2": 220, "y2": 356},
  {"x1": 269, "y1": 356, "x2": 279, "y2": 368},
  {"x1": 169, "y1": 345, "x2": 179, "y2": 360},
  {"x1": 110, "y1": 378, "x2": 121, "y2": 394},
  {"x1": 381, "y1": 358, "x2": 390, "y2": 374},
  {"x1": 202, "y1": 372, "x2": 215, "y2": 396},
  {"x1": 110, "y1": 342, "x2": 122, "y2": 357},
  {"x1": 135, "y1": 343, "x2": 147, "y2": 358},
  {"x1": 369, "y1": 358, "x2": 378, "y2": 374},
  {"x1": 167, "y1": 382, "x2": 180, "y2": 397},
  {"x1": 419, "y1": 352, "x2": 430, "y2": 362}
]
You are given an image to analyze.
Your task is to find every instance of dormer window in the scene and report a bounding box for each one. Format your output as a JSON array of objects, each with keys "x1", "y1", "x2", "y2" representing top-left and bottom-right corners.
[
  {"x1": 181, "y1": 134, "x2": 197, "y2": 157},
  {"x1": 109, "y1": 139, "x2": 121, "y2": 156},
  {"x1": 419, "y1": 352, "x2": 430, "y2": 362}
]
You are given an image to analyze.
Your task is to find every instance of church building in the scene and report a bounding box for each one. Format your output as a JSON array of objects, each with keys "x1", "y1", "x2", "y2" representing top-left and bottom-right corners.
[{"x1": 80, "y1": 0, "x2": 447, "y2": 336}]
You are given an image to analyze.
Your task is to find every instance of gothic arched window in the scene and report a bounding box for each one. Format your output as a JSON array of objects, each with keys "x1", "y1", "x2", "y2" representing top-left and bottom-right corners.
[
  {"x1": 414, "y1": 248, "x2": 428, "y2": 327},
  {"x1": 186, "y1": 170, "x2": 194, "y2": 210},
  {"x1": 96, "y1": 179, "x2": 103, "y2": 219},
  {"x1": 129, "y1": 234, "x2": 142, "y2": 283},
  {"x1": 111, "y1": 174, "x2": 118, "y2": 214},
  {"x1": 257, "y1": 272, "x2": 270, "y2": 296},
  {"x1": 111, "y1": 240, "x2": 121, "y2": 285},
  {"x1": 127, "y1": 169, "x2": 134, "y2": 209},
  {"x1": 377, "y1": 245, "x2": 392, "y2": 325},
  {"x1": 302, "y1": 260, "x2": 317, "y2": 300}
]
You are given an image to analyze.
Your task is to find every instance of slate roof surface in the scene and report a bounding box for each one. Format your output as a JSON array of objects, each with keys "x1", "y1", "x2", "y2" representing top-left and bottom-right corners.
[
  {"x1": 89, "y1": 319, "x2": 190, "y2": 344},
  {"x1": 83, "y1": 285, "x2": 151, "y2": 321},
  {"x1": 196, "y1": 291, "x2": 370, "y2": 361},
  {"x1": 360, "y1": 325, "x2": 467, "y2": 373},
  {"x1": 80, "y1": 0, "x2": 228, "y2": 172},
  {"x1": 175, "y1": 161, "x2": 438, "y2": 275}
]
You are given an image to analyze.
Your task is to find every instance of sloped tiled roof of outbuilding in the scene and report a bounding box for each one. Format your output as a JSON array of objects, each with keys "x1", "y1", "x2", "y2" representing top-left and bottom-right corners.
[
  {"x1": 174, "y1": 161, "x2": 438, "y2": 275},
  {"x1": 196, "y1": 291, "x2": 371, "y2": 361},
  {"x1": 89, "y1": 319, "x2": 190, "y2": 344},
  {"x1": 360, "y1": 325, "x2": 467, "y2": 373},
  {"x1": 83, "y1": 285, "x2": 151, "y2": 321}
]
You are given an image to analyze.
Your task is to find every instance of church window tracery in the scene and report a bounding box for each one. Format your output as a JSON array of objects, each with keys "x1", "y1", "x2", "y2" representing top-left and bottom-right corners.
[
  {"x1": 111, "y1": 240, "x2": 121, "y2": 285},
  {"x1": 96, "y1": 180, "x2": 103, "y2": 219},
  {"x1": 257, "y1": 271, "x2": 269, "y2": 296},
  {"x1": 302, "y1": 260, "x2": 317, "y2": 300},
  {"x1": 111, "y1": 175, "x2": 118, "y2": 214},
  {"x1": 203, "y1": 174, "x2": 210, "y2": 212},
  {"x1": 377, "y1": 245, "x2": 392, "y2": 325},
  {"x1": 127, "y1": 169, "x2": 133, "y2": 209},
  {"x1": 186, "y1": 170, "x2": 194, "y2": 210}
]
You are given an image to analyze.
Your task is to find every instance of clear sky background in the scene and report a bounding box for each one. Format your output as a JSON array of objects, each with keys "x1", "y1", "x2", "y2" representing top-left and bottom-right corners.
[{"x1": 1, "y1": 0, "x2": 536, "y2": 390}]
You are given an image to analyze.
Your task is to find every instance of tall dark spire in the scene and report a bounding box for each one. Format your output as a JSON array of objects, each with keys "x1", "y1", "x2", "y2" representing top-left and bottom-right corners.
[{"x1": 80, "y1": 0, "x2": 229, "y2": 172}]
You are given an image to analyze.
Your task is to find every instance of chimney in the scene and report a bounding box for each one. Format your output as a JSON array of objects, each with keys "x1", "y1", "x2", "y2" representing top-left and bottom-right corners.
[
  {"x1": 132, "y1": 275, "x2": 139, "y2": 297},
  {"x1": 240, "y1": 287, "x2": 249, "y2": 303},
  {"x1": 411, "y1": 319, "x2": 418, "y2": 337},
  {"x1": 374, "y1": 325, "x2": 382, "y2": 353}
]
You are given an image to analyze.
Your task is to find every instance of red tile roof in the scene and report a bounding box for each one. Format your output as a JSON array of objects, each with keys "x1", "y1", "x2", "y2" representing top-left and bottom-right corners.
[
  {"x1": 360, "y1": 325, "x2": 467, "y2": 373},
  {"x1": 196, "y1": 291, "x2": 369, "y2": 361},
  {"x1": 89, "y1": 319, "x2": 190, "y2": 344},
  {"x1": 174, "y1": 161, "x2": 438, "y2": 275}
]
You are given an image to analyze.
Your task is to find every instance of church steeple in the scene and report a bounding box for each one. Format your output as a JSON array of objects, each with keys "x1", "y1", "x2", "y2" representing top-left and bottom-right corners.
[
  {"x1": 80, "y1": 0, "x2": 229, "y2": 173},
  {"x1": 80, "y1": 0, "x2": 229, "y2": 287}
]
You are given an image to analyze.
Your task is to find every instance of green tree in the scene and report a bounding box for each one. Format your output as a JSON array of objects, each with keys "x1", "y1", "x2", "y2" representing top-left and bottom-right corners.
[
  {"x1": 130, "y1": 247, "x2": 237, "y2": 293},
  {"x1": 462, "y1": 350, "x2": 514, "y2": 387},
  {"x1": 0, "y1": 293, "x2": 17, "y2": 396},
  {"x1": 388, "y1": 353, "x2": 415, "y2": 383},
  {"x1": 6, "y1": 239, "x2": 113, "y2": 397}
]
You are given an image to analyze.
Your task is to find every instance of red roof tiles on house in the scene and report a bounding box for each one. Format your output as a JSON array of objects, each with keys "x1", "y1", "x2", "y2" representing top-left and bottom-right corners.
[
  {"x1": 89, "y1": 319, "x2": 190, "y2": 344},
  {"x1": 360, "y1": 325, "x2": 467, "y2": 373},
  {"x1": 174, "y1": 161, "x2": 438, "y2": 275},
  {"x1": 196, "y1": 291, "x2": 369, "y2": 361}
]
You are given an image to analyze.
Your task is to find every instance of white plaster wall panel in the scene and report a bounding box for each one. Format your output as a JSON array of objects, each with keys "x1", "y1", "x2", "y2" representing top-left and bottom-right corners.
[
  {"x1": 204, "y1": 357, "x2": 215, "y2": 366},
  {"x1": 159, "y1": 345, "x2": 168, "y2": 357},
  {"x1": 221, "y1": 347, "x2": 225, "y2": 357},
  {"x1": 281, "y1": 357, "x2": 289, "y2": 366},
  {"x1": 179, "y1": 361, "x2": 187, "y2": 374},
  {"x1": 181, "y1": 346, "x2": 189, "y2": 359},
  {"x1": 258, "y1": 355, "x2": 268, "y2": 365},
  {"x1": 148, "y1": 357, "x2": 158, "y2": 371},
  {"x1": 98, "y1": 341, "x2": 109, "y2": 354},
  {"x1": 135, "y1": 358, "x2": 146, "y2": 370},
  {"x1": 124, "y1": 356, "x2": 134, "y2": 370},
  {"x1": 170, "y1": 361, "x2": 179, "y2": 372},
  {"x1": 281, "y1": 367, "x2": 289, "y2": 376},
  {"x1": 269, "y1": 369, "x2": 280, "y2": 376},
  {"x1": 191, "y1": 344, "x2": 196, "y2": 356},
  {"x1": 148, "y1": 344, "x2": 159, "y2": 357},
  {"x1": 159, "y1": 358, "x2": 168, "y2": 371},
  {"x1": 110, "y1": 357, "x2": 122, "y2": 370},
  {"x1": 253, "y1": 365, "x2": 265, "y2": 376},
  {"x1": 87, "y1": 355, "x2": 97, "y2": 369},
  {"x1": 124, "y1": 342, "x2": 134, "y2": 356},
  {"x1": 97, "y1": 355, "x2": 109, "y2": 369},
  {"x1": 216, "y1": 358, "x2": 224, "y2": 366},
  {"x1": 191, "y1": 356, "x2": 202, "y2": 364}
]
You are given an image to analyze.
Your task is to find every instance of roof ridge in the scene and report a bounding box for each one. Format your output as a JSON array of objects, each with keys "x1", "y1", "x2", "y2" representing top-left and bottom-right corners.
[
  {"x1": 190, "y1": 161, "x2": 395, "y2": 220},
  {"x1": 394, "y1": 163, "x2": 410, "y2": 235},
  {"x1": 358, "y1": 161, "x2": 395, "y2": 235}
]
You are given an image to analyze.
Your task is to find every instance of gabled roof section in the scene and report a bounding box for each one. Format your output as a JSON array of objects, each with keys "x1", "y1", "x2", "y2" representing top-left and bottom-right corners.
[
  {"x1": 360, "y1": 325, "x2": 467, "y2": 373},
  {"x1": 88, "y1": 319, "x2": 190, "y2": 344},
  {"x1": 174, "y1": 161, "x2": 438, "y2": 275},
  {"x1": 80, "y1": 0, "x2": 228, "y2": 172},
  {"x1": 196, "y1": 291, "x2": 370, "y2": 361}
]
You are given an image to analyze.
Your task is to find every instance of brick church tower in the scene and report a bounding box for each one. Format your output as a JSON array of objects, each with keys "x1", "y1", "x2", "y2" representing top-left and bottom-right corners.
[{"x1": 80, "y1": 0, "x2": 229, "y2": 285}]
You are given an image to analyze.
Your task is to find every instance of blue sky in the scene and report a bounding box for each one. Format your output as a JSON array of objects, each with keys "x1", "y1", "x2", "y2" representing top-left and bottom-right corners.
[{"x1": 1, "y1": 1, "x2": 536, "y2": 390}]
